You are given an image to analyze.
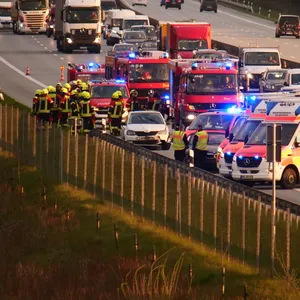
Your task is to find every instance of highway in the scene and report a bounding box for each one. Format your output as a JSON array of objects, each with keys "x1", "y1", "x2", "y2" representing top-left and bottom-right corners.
[
  {"x1": 1, "y1": 3, "x2": 300, "y2": 204},
  {"x1": 121, "y1": 0, "x2": 300, "y2": 62}
]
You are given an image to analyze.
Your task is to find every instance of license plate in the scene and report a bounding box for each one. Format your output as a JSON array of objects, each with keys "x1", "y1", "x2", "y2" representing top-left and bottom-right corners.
[
  {"x1": 240, "y1": 175, "x2": 253, "y2": 180},
  {"x1": 137, "y1": 136, "x2": 155, "y2": 140}
]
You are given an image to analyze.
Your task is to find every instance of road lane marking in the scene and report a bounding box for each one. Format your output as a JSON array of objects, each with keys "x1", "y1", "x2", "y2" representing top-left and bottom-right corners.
[
  {"x1": 40, "y1": 44, "x2": 43, "y2": 46},
  {"x1": 0, "y1": 55, "x2": 46, "y2": 88},
  {"x1": 60, "y1": 57, "x2": 64, "y2": 60},
  {"x1": 44, "y1": 47, "x2": 48, "y2": 49},
  {"x1": 54, "y1": 54, "x2": 58, "y2": 56}
]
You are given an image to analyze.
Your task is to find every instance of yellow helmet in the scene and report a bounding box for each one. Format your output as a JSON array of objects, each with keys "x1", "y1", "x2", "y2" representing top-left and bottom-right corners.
[
  {"x1": 81, "y1": 83, "x2": 88, "y2": 91},
  {"x1": 64, "y1": 83, "x2": 71, "y2": 90},
  {"x1": 56, "y1": 83, "x2": 62, "y2": 87},
  {"x1": 47, "y1": 85, "x2": 56, "y2": 93},
  {"x1": 35, "y1": 89, "x2": 42, "y2": 96},
  {"x1": 42, "y1": 88, "x2": 49, "y2": 95},
  {"x1": 112, "y1": 91, "x2": 119, "y2": 100},
  {"x1": 71, "y1": 89, "x2": 78, "y2": 96},
  {"x1": 130, "y1": 89, "x2": 138, "y2": 97},
  {"x1": 76, "y1": 79, "x2": 82, "y2": 85},
  {"x1": 61, "y1": 88, "x2": 68, "y2": 94},
  {"x1": 81, "y1": 91, "x2": 91, "y2": 100},
  {"x1": 116, "y1": 90, "x2": 122, "y2": 98}
]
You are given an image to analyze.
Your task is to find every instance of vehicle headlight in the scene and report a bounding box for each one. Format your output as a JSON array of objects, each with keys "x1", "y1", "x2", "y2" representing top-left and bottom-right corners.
[
  {"x1": 112, "y1": 30, "x2": 117, "y2": 34},
  {"x1": 233, "y1": 155, "x2": 237, "y2": 162},
  {"x1": 66, "y1": 38, "x2": 73, "y2": 44},
  {"x1": 93, "y1": 37, "x2": 101, "y2": 44},
  {"x1": 126, "y1": 130, "x2": 135, "y2": 136},
  {"x1": 266, "y1": 84, "x2": 271, "y2": 89},
  {"x1": 50, "y1": 25, "x2": 54, "y2": 28},
  {"x1": 246, "y1": 73, "x2": 253, "y2": 79},
  {"x1": 186, "y1": 114, "x2": 195, "y2": 120}
]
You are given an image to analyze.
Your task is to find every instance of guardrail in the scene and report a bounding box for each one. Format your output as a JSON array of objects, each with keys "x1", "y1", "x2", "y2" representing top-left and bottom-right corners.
[{"x1": 219, "y1": 0, "x2": 254, "y2": 13}]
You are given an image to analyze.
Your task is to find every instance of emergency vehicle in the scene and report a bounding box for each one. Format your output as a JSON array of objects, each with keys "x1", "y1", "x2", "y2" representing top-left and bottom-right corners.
[
  {"x1": 89, "y1": 79, "x2": 129, "y2": 127},
  {"x1": 105, "y1": 51, "x2": 170, "y2": 102},
  {"x1": 169, "y1": 59, "x2": 244, "y2": 126},
  {"x1": 67, "y1": 62, "x2": 105, "y2": 82},
  {"x1": 232, "y1": 99, "x2": 300, "y2": 188}
]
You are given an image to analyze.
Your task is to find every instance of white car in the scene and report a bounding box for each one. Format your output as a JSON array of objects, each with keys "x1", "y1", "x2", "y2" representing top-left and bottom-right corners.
[
  {"x1": 132, "y1": 0, "x2": 147, "y2": 6},
  {"x1": 121, "y1": 111, "x2": 171, "y2": 150}
]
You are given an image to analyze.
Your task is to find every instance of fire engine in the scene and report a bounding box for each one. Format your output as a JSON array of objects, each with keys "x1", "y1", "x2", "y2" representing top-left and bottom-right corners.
[
  {"x1": 169, "y1": 58, "x2": 244, "y2": 126},
  {"x1": 89, "y1": 79, "x2": 129, "y2": 127},
  {"x1": 231, "y1": 99, "x2": 300, "y2": 188},
  {"x1": 105, "y1": 50, "x2": 170, "y2": 102},
  {"x1": 67, "y1": 62, "x2": 105, "y2": 83}
]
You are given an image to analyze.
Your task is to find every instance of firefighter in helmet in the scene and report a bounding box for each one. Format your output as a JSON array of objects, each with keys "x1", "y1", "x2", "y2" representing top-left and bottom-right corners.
[
  {"x1": 127, "y1": 89, "x2": 140, "y2": 112},
  {"x1": 79, "y1": 91, "x2": 95, "y2": 133},
  {"x1": 32, "y1": 89, "x2": 42, "y2": 115},
  {"x1": 36, "y1": 88, "x2": 54, "y2": 127},
  {"x1": 58, "y1": 88, "x2": 70, "y2": 127},
  {"x1": 108, "y1": 91, "x2": 124, "y2": 135}
]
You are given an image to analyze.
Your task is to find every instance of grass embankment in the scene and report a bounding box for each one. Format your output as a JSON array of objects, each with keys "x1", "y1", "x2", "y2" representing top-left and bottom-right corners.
[
  {"x1": 1, "y1": 153, "x2": 300, "y2": 299},
  {"x1": 2, "y1": 93, "x2": 30, "y2": 112}
]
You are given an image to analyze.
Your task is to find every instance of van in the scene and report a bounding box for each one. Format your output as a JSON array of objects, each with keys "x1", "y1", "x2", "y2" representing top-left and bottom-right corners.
[
  {"x1": 275, "y1": 15, "x2": 300, "y2": 39},
  {"x1": 200, "y1": 0, "x2": 217, "y2": 13}
]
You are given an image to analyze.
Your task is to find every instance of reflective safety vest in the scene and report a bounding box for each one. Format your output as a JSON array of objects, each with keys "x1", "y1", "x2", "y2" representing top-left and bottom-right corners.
[
  {"x1": 129, "y1": 98, "x2": 139, "y2": 111},
  {"x1": 151, "y1": 99, "x2": 161, "y2": 111},
  {"x1": 60, "y1": 96, "x2": 70, "y2": 113},
  {"x1": 110, "y1": 101, "x2": 123, "y2": 118},
  {"x1": 70, "y1": 99, "x2": 80, "y2": 117},
  {"x1": 195, "y1": 130, "x2": 208, "y2": 151},
  {"x1": 172, "y1": 131, "x2": 186, "y2": 151},
  {"x1": 38, "y1": 96, "x2": 53, "y2": 113},
  {"x1": 80, "y1": 100, "x2": 93, "y2": 117}
]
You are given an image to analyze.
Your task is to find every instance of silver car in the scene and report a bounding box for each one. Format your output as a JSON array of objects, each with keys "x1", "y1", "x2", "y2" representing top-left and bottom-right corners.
[
  {"x1": 122, "y1": 30, "x2": 148, "y2": 47},
  {"x1": 259, "y1": 69, "x2": 288, "y2": 92}
]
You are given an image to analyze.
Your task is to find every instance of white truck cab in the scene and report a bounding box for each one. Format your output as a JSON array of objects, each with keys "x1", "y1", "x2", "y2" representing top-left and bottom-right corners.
[
  {"x1": 281, "y1": 69, "x2": 300, "y2": 91},
  {"x1": 0, "y1": 2, "x2": 12, "y2": 29},
  {"x1": 238, "y1": 47, "x2": 281, "y2": 92},
  {"x1": 121, "y1": 14, "x2": 150, "y2": 31}
]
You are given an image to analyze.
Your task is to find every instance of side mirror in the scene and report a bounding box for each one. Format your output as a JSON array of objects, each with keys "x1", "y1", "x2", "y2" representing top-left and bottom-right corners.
[
  {"x1": 238, "y1": 61, "x2": 243, "y2": 68},
  {"x1": 284, "y1": 81, "x2": 289, "y2": 86},
  {"x1": 244, "y1": 135, "x2": 249, "y2": 144},
  {"x1": 225, "y1": 127, "x2": 229, "y2": 137},
  {"x1": 229, "y1": 133, "x2": 234, "y2": 142}
]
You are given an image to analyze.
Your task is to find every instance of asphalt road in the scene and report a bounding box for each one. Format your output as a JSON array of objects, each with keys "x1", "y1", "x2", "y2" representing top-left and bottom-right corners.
[{"x1": 121, "y1": 0, "x2": 300, "y2": 62}]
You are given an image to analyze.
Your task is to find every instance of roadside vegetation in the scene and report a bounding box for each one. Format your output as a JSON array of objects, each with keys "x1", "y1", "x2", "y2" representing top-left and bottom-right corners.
[{"x1": 1, "y1": 153, "x2": 300, "y2": 299}]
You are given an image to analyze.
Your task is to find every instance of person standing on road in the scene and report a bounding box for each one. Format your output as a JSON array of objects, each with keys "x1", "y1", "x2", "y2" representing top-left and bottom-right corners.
[
  {"x1": 127, "y1": 89, "x2": 140, "y2": 112},
  {"x1": 69, "y1": 89, "x2": 81, "y2": 134},
  {"x1": 172, "y1": 124, "x2": 188, "y2": 162},
  {"x1": 32, "y1": 89, "x2": 42, "y2": 115},
  {"x1": 57, "y1": 88, "x2": 70, "y2": 127},
  {"x1": 37, "y1": 88, "x2": 54, "y2": 128},
  {"x1": 108, "y1": 91, "x2": 124, "y2": 135},
  {"x1": 192, "y1": 124, "x2": 209, "y2": 169},
  {"x1": 79, "y1": 91, "x2": 95, "y2": 134}
]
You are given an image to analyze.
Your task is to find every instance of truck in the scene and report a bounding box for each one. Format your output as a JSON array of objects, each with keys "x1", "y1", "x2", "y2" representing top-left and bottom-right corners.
[
  {"x1": 158, "y1": 21, "x2": 211, "y2": 59},
  {"x1": 54, "y1": 0, "x2": 101, "y2": 54},
  {"x1": 67, "y1": 62, "x2": 105, "y2": 82},
  {"x1": 11, "y1": 0, "x2": 49, "y2": 34},
  {"x1": 169, "y1": 59, "x2": 244, "y2": 126},
  {"x1": 105, "y1": 50, "x2": 170, "y2": 102},
  {"x1": 104, "y1": 9, "x2": 135, "y2": 44},
  {"x1": 238, "y1": 47, "x2": 281, "y2": 92},
  {"x1": 121, "y1": 14, "x2": 150, "y2": 31},
  {"x1": 231, "y1": 99, "x2": 300, "y2": 188},
  {"x1": 0, "y1": 1, "x2": 12, "y2": 29},
  {"x1": 100, "y1": 0, "x2": 117, "y2": 36}
]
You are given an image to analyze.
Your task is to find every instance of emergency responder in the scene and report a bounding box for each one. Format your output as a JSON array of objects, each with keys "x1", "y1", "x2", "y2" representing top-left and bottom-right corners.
[
  {"x1": 80, "y1": 91, "x2": 95, "y2": 133},
  {"x1": 172, "y1": 124, "x2": 188, "y2": 162},
  {"x1": 37, "y1": 88, "x2": 54, "y2": 127},
  {"x1": 32, "y1": 89, "x2": 42, "y2": 115},
  {"x1": 192, "y1": 124, "x2": 209, "y2": 169},
  {"x1": 127, "y1": 89, "x2": 140, "y2": 111},
  {"x1": 69, "y1": 89, "x2": 81, "y2": 134},
  {"x1": 64, "y1": 83, "x2": 71, "y2": 95},
  {"x1": 48, "y1": 85, "x2": 57, "y2": 128},
  {"x1": 78, "y1": 82, "x2": 89, "y2": 99},
  {"x1": 108, "y1": 91, "x2": 124, "y2": 135},
  {"x1": 147, "y1": 90, "x2": 161, "y2": 110},
  {"x1": 58, "y1": 88, "x2": 70, "y2": 127}
]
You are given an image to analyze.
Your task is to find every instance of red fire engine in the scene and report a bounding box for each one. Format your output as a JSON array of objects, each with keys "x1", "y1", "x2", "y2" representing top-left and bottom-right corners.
[
  {"x1": 169, "y1": 59, "x2": 244, "y2": 126},
  {"x1": 67, "y1": 62, "x2": 105, "y2": 82},
  {"x1": 105, "y1": 51, "x2": 170, "y2": 102}
]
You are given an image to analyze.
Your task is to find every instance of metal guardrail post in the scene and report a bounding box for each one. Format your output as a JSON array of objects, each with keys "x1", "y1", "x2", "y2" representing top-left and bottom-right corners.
[
  {"x1": 130, "y1": 152, "x2": 135, "y2": 216},
  {"x1": 227, "y1": 188, "x2": 232, "y2": 260},
  {"x1": 66, "y1": 130, "x2": 70, "y2": 185},
  {"x1": 83, "y1": 134, "x2": 88, "y2": 190},
  {"x1": 256, "y1": 196, "x2": 261, "y2": 273},
  {"x1": 93, "y1": 138, "x2": 99, "y2": 197},
  {"x1": 163, "y1": 164, "x2": 168, "y2": 229},
  {"x1": 152, "y1": 161, "x2": 157, "y2": 223},
  {"x1": 120, "y1": 148, "x2": 125, "y2": 212},
  {"x1": 110, "y1": 145, "x2": 115, "y2": 207}
]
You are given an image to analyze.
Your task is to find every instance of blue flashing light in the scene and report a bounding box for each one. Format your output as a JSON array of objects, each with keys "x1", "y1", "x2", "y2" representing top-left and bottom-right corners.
[
  {"x1": 254, "y1": 155, "x2": 260, "y2": 159},
  {"x1": 128, "y1": 52, "x2": 136, "y2": 59},
  {"x1": 238, "y1": 155, "x2": 243, "y2": 159},
  {"x1": 227, "y1": 106, "x2": 243, "y2": 114},
  {"x1": 164, "y1": 95, "x2": 170, "y2": 100},
  {"x1": 225, "y1": 62, "x2": 232, "y2": 70},
  {"x1": 226, "y1": 152, "x2": 232, "y2": 155},
  {"x1": 89, "y1": 62, "x2": 94, "y2": 68},
  {"x1": 116, "y1": 79, "x2": 126, "y2": 84},
  {"x1": 192, "y1": 62, "x2": 197, "y2": 68}
]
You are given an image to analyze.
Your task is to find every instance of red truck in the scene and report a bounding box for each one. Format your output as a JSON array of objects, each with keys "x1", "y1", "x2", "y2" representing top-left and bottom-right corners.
[
  {"x1": 169, "y1": 59, "x2": 244, "y2": 126},
  {"x1": 105, "y1": 50, "x2": 170, "y2": 102},
  {"x1": 158, "y1": 21, "x2": 211, "y2": 59},
  {"x1": 67, "y1": 62, "x2": 105, "y2": 82}
]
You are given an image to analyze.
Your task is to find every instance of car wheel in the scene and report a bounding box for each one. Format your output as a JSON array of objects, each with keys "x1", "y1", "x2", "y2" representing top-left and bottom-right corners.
[
  {"x1": 280, "y1": 168, "x2": 297, "y2": 189},
  {"x1": 275, "y1": 33, "x2": 280, "y2": 38},
  {"x1": 161, "y1": 141, "x2": 171, "y2": 150}
]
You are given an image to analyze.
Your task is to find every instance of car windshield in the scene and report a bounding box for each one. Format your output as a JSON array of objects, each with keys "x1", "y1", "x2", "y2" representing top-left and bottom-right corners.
[
  {"x1": 124, "y1": 20, "x2": 148, "y2": 30},
  {"x1": 231, "y1": 117, "x2": 248, "y2": 136},
  {"x1": 178, "y1": 39, "x2": 208, "y2": 51},
  {"x1": 66, "y1": 8, "x2": 99, "y2": 23},
  {"x1": 186, "y1": 74, "x2": 237, "y2": 95},
  {"x1": 0, "y1": 8, "x2": 10, "y2": 16},
  {"x1": 129, "y1": 63, "x2": 169, "y2": 83},
  {"x1": 233, "y1": 120, "x2": 261, "y2": 142},
  {"x1": 194, "y1": 52, "x2": 223, "y2": 60},
  {"x1": 141, "y1": 42, "x2": 157, "y2": 49},
  {"x1": 76, "y1": 73, "x2": 105, "y2": 82},
  {"x1": 132, "y1": 26, "x2": 156, "y2": 36},
  {"x1": 245, "y1": 52, "x2": 280, "y2": 66},
  {"x1": 266, "y1": 71, "x2": 287, "y2": 80},
  {"x1": 208, "y1": 133, "x2": 225, "y2": 145},
  {"x1": 101, "y1": 0, "x2": 117, "y2": 10},
  {"x1": 91, "y1": 85, "x2": 128, "y2": 98},
  {"x1": 129, "y1": 113, "x2": 164, "y2": 124},
  {"x1": 114, "y1": 44, "x2": 137, "y2": 52},
  {"x1": 247, "y1": 123, "x2": 297, "y2": 145},
  {"x1": 190, "y1": 114, "x2": 235, "y2": 130},
  {"x1": 291, "y1": 74, "x2": 300, "y2": 85},
  {"x1": 124, "y1": 31, "x2": 147, "y2": 40},
  {"x1": 279, "y1": 16, "x2": 299, "y2": 25},
  {"x1": 20, "y1": 0, "x2": 47, "y2": 10}
]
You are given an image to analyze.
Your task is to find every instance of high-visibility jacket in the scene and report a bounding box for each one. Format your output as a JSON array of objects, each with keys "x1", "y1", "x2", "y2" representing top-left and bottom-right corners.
[
  {"x1": 32, "y1": 96, "x2": 39, "y2": 112},
  {"x1": 38, "y1": 96, "x2": 53, "y2": 113},
  {"x1": 59, "y1": 96, "x2": 70, "y2": 113},
  {"x1": 151, "y1": 99, "x2": 161, "y2": 111},
  {"x1": 195, "y1": 130, "x2": 208, "y2": 151},
  {"x1": 70, "y1": 98, "x2": 80, "y2": 117},
  {"x1": 127, "y1": 97, "x2": 139, "y2": 111},
  {"x1": 108, "y1": 100, "x2": 123, "y2": 118},
  {"x1": 80, "y1": 100, "x2": 94, "y2": 117},
  {"x1": 172, "y1": 131, "x2": 186, "y2": 151},
  {"x1": 49, "y1": 92, "x2": 59, "y2": 111}
]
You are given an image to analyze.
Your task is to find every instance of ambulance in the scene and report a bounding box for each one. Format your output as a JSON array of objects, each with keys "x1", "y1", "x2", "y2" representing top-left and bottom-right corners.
[{"x1": 232, "y1": 99, "x2": 300, "y2": 188}]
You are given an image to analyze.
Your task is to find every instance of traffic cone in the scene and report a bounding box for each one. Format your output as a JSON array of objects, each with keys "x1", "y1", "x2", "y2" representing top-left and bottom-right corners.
[
  {"x1": 25, "y1": 66, "x2": 30, "y2": 76},
  {"x1": 60, "y1": 66, "x2": 65, "y2": 81}
]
